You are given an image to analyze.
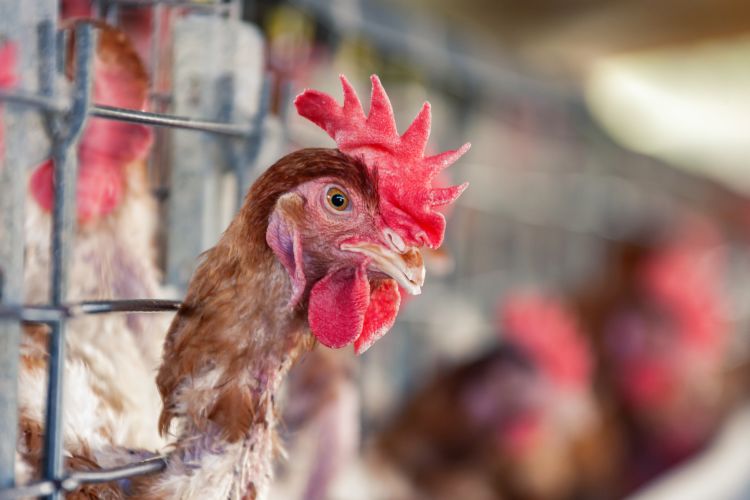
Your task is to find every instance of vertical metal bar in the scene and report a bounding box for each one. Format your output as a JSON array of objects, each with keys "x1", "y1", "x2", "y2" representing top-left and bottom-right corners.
[
  {"x1": 234, "y1": 75, "x2": 269, "y2": 208},
  {"x1": 0, "y1": 0, "x2": 24, "y2": 486},
  {"x1": 150, "y1": 2, "x2": 163, "y2": 89},
  {"x1": 92, "y1": 0, "x2": 103, "y2": 19},
  {"x1": 0, "y1": 111, "x2": 24, "y2": 492},
  {"x1": 42, "y1": 24, "x2": 94, "y2": 500},
  {"x1": 38, "y1": 20, "x2": 62, "y2": 140},
  {"x1": 147, "y1": 1, "x2": 165, "y2": 187},
  {"x1": 104, "y1": 2, "x2": 120, "y2": 25}
]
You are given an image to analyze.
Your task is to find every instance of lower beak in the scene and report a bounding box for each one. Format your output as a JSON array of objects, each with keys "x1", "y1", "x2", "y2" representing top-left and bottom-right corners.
[{"x1": 340, "y1": 242, "x2": 425, "y2": 295}]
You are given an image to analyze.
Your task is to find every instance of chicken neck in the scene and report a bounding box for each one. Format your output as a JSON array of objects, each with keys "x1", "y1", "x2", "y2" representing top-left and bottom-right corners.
[{"x1": 134, "y1": 203, "x2": 314, "y2": 499}]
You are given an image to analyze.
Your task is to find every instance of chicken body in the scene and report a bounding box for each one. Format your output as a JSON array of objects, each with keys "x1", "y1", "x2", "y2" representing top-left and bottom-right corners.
[
  {"x1": 601, "y1": 226, "x2": 730, "y2": 490},
  {"x1": 22, "y1": 164, "x2": 167, "y2": 449},
  {"x1": 378, "y1": 294, "x2": 604, "y2": 500}
]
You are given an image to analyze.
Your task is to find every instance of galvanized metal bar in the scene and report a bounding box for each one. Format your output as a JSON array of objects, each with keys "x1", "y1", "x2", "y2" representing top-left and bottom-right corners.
[
  {"x1": 104, "y1": 0, "x2": 232, "y2": 10},
  {"x1": 0, "y1": 306, "x2": 66, "y2": 323},
  {"x1": 234, "y1": 74, "x2": 270, "y2": 208},
  {"x1": 0, "y1": 457, "x2": 167, "y2": 500},
  {"x1": 38, "y1": 14, "x2": 63, "y2": 500},
  {"x1": 61, "y1": 456, "x2": 167, "y2": 489},
  {"x1": 0, "y1": 89, "x2": 66, "y2": 111},
  {"x1": 91, "y1": 104, "x2": 255, "y2": 136},
  {"x1": 0, "y1": 92, "x2": 256, "y2": 137},
  {"x1": 37, "y1": 19, "x2": 62, "y2": 140},
  {"x1": 42, "y1": 23, "x2": 95, "y2": 500},
  {"x1": 149, "y1": 0, "x2": 163, "y2": 91},
  {"x1": 72, "y1": 299, "x2": 182, "y2": 315},
  {"x1": 0, "y1": 300, "x2": 180, "y2": 322},
  {"x1": 0, "y1": 0, "x2": 25, "y2": 487}
]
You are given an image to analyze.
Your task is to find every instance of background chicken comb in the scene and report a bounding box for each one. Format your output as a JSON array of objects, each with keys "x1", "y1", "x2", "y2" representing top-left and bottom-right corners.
[{"x1": 499, "y1": 293, "x2": 592, "y2": 391}]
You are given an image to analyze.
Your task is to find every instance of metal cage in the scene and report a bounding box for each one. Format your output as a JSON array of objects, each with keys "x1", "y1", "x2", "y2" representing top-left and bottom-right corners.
[{"x1": 0, "y1": 1, "x2": 271, "y2": 497}]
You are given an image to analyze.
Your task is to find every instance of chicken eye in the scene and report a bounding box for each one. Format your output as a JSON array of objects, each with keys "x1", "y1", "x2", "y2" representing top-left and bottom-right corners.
[{"x1": 326, "y1": 186, "x2": 350, "y2": 212}]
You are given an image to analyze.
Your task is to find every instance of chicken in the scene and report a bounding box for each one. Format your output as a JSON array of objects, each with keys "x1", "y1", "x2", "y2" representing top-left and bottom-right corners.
[
  {"x1": 61, "y1": 0, "x2": 174, "y2": 81},
  {"x1": 15, "y1": 20, "x2": 170, "y2": 481},
  {"x1": 600, "y1": 220, "x2": 731, "y2": 491},
  {"x1": 16, "y1": 75, "x2": 468, "y2": 499},
  {"x1": 127, "y1": 75, "x2": 468, "y2": 499},
  {"x1": 377, "y1": 292, "x2": 610, "y2": 500}
]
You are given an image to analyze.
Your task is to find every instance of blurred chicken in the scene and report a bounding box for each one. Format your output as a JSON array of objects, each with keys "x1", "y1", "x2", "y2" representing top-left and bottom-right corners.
[
  {"x1": 14, "y1": 20, "x2": 171, "y2": 483},
  {"x1": 378, "y1": 293, "x2": 611, "y2": 500},
  {"x1": 600, "y1": 219, "x2": 733, "y2": 491},
  {"x1": 271, "y1": 347, "x2": 360, "y2": 500},
  {"x1": 62, "y1": 0, "x2": 174, "y2": 89}
]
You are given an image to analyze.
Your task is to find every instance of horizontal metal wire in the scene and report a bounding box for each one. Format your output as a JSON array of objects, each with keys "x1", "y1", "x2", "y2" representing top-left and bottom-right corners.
[
  {"x1": 0, "y1": 299, "x2": 181, "y2": 321},
  {"x1": 0, "y1": 456, "x2": 167, "y2": 500},
  {"x1": 103, "y1": 0, "x2": 231, "y2": 7},
  {"x1": 0, "y1": 305, "x2": 66, "y2": 323},
  {"x1": 0, "y1": 89, "x2": 66, "y2": 112},
  {"x1": 71, "y1": 299, "x2": 182, "y2": 315},
  {"x1": 0, "y1": 92, "x2": 256, "y2": 137},
  {"x1": 91, "y1": 105, "x2": 255, "y2": 136}
]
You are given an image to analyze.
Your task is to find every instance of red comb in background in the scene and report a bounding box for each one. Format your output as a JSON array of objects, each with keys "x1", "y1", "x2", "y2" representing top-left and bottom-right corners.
[
  {"x1": 0, "y1": 42, "x2": 18, "y2": 160},
  {"x1": 638, "y1": 225, "x2": 727, "y2": 361},
  {"x1": 29, "y1": 22, "x2": 153, "y2": 222},
  {"x1": 295, "y1": 75, "x2": 470, "y2": 248},
  {"x1": 499, "y1": 293, "x2": 592, "y2": 391}
]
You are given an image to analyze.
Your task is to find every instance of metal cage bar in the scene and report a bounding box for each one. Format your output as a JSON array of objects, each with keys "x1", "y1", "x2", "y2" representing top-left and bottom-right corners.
[
  {"x1": 0, "y1": 0, "x2": 26, "y2": 489},
  {"x1": 0, "y1": 0, "x2": 271, "y2": 496},
  {"x1": 43, "y1": 25, "x2": 94, "y2": 500}
]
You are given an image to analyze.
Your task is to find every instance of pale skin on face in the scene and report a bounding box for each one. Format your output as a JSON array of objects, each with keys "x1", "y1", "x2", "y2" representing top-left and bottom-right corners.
[{"x1": 270, "y1": 177, "x2": 424, "y2": 301}]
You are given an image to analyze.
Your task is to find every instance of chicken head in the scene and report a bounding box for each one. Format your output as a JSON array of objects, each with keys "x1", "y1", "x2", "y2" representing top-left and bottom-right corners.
[{"x1": 267, "y1": 75, "x2": 469, "y2": 354}]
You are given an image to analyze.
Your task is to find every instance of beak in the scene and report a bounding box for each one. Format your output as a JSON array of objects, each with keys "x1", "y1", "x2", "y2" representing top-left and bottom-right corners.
[{"x1": 341, "y1": 242, "x2": 425, "y2": 295}]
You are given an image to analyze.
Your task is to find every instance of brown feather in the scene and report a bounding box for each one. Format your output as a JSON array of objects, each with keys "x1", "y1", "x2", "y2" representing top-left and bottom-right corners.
[
  {"x1": 156, "y1": 148, "x2": 375, "y2": 440},
  {"x1": 208, "y1": 384, "x2": 260, "y2": 443}
]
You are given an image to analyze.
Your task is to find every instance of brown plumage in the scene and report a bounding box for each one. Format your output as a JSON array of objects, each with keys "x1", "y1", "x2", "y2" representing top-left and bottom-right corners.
[
  {"x1": 133, "y1": 149, "x2": 388, "y2": 499},
  {"x1": 155, "y1": 149, "x2": 375, "y2": 441}
]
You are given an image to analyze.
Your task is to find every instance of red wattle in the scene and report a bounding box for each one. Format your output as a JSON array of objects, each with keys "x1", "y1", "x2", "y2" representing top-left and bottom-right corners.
[
  {"x1": 308, "y1": 265, "x2": 371, "y2": 349},
  {"x1": 354, "y1": 279, "x2": 401, "y2": 355}
]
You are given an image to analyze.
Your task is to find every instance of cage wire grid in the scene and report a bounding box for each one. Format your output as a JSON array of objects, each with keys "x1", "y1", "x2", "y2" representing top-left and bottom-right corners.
[{"x1": 0, "y1": 0, "x2": 271, "y2": 498}]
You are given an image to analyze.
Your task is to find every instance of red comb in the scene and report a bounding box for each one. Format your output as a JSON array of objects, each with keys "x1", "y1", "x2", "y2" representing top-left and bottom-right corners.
[
  {"x1": 499, "y1": 293, "x2": 592, "y2": 390},
  {"x1": 0, "y1": 42, "x2": 18, "y2": 159},
  {"x1": 295, "y1": 75, "x2": 470, "y2": 248}
]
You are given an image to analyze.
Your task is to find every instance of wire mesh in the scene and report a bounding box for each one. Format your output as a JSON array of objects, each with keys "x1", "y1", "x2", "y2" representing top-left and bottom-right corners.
[{"x1": 0, "y1": 0, "x2": 269, "y2": 497}]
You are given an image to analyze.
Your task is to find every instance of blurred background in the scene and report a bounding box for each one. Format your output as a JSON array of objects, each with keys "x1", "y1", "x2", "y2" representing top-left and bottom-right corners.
[{"x1": 5, "y1": 0, "x2": 750, "y2": 498}]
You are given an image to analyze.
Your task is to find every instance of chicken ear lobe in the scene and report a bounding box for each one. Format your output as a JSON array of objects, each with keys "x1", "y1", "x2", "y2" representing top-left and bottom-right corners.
[
  {"x1": 308, "y1": 264, "x2": 371, "y2": 349},
  {"x1": 266, "y1": 195, "x2": 307, "y2": 308}
]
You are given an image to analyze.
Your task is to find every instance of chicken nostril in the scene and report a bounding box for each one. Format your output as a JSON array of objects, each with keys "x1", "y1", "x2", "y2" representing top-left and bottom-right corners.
[{"x1": 384, "y1": 228, "x2": 406, "y2": 253}]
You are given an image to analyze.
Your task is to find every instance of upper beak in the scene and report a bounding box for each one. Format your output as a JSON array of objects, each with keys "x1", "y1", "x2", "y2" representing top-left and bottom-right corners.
[{"x1": 340, "y1": 242, "x2": 425, "y2": 295}]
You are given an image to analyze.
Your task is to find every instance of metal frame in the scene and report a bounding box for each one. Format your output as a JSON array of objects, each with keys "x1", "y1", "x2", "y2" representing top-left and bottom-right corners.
[{"x1": 0, "y1": 0, "x2": 269, "y2": 498}]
